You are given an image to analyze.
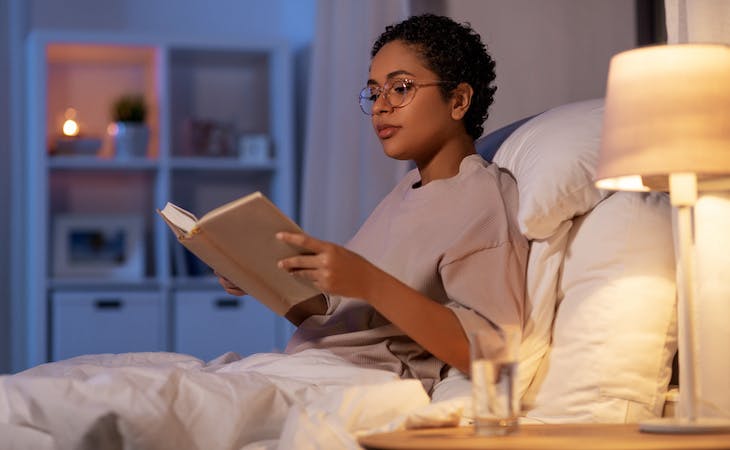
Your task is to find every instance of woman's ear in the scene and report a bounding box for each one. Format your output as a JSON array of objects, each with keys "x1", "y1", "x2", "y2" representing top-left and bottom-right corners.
[{"x1": 450, "y1": 82, "x2": 474, "y2": 120}]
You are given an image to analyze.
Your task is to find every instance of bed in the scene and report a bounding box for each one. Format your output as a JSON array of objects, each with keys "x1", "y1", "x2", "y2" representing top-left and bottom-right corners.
[{"x1": 0, "y1": 99, "x2": 677, "y2": 449}]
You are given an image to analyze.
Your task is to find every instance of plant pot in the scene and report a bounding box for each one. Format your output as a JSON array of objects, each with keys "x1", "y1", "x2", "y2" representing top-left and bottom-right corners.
[{"x1": 113, "y1": 122, "x2": 149, "y2": 159}]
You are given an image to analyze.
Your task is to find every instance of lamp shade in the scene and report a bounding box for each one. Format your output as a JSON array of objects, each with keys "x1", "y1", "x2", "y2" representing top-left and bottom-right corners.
[{"x1": 596, "y1": 44, "x2": 730, "y2": 192}]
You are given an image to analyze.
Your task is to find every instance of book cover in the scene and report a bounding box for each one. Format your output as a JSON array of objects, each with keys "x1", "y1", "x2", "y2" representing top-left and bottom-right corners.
[{"x1": 158, "y1": 192, "x2": 326, "y2": 324}]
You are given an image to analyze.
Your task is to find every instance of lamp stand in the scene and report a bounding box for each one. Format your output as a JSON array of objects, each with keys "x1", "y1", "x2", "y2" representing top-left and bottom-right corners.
[{"x1": 640, "y1": 174, "x2": 730, "y2": 434}]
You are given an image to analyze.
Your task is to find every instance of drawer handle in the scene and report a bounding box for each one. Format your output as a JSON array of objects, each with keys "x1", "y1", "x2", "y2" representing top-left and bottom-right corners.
[
  {"x1": 215, "y1": 298, "x2": 241, "y2": 309},
  {"x1": 95, "y1": 299, "x2": 123, "y2": 310}
]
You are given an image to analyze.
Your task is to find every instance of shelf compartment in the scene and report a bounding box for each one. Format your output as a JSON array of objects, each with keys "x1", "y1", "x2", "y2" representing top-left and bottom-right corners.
[
  {"x1": 169, "y1": 48, "x2": 271, "y2": 158},
  {"x1": 46, "y1": 43, "x2": 159, "y2": 159},
  {"x1": 48, "y1": 170, "x2": 158, "y2": 279},
  {"x1": 49, "y1": 170, "x2": 157, "y2": 215}
]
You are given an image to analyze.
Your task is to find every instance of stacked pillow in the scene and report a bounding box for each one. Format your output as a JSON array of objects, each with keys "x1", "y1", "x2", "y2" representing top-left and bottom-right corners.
[
  {"x1": 471, "y1": 99, "x2": 677, "y2": 422},
  {"x1": 491, "y1": 99, "x2": 608, "y2": 402},
  {"x1": 492, "y1": 99, "x2": 609, "y2": 240},
  {"x1": 525, "y1": 190, "x2": 676, "y2": 421}
]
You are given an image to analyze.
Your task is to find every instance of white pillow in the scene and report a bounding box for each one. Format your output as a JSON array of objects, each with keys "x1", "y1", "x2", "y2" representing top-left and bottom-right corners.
[
  {"x1": 515, "y1": 221, "x2": 571, "y2": 401},
  {"x1": 493, "y1": 99, "x2": 610, "y2": 240},
  {"x1": 524, "y1": 191, "x2": 677, "y2": 422}
]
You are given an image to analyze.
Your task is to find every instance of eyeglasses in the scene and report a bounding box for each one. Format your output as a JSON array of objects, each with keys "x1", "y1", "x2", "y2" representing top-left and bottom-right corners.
[{"x1": 358, "y1": 78, "x2": 454, "y2": 115}]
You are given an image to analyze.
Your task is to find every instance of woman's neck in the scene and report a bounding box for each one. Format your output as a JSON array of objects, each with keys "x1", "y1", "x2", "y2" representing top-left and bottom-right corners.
[{"x1": 415, "y1": 134, "x2": 476, "y2": 186}]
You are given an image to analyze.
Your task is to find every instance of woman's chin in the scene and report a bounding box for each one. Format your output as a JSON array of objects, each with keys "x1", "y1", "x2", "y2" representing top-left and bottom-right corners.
[{"x1": 380, "y1": 142, "x2": 412, "y2": 161}]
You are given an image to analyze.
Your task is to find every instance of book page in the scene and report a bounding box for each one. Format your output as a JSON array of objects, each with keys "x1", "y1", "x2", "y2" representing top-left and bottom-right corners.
[{"x1": 159, "y1": 202, "x2": 199, "y2": 234}]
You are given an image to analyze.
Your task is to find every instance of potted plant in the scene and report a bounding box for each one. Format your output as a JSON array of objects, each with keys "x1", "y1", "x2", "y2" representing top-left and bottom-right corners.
[{"x1": 111, "y1": 94, "x2": 149, "y2": 159}]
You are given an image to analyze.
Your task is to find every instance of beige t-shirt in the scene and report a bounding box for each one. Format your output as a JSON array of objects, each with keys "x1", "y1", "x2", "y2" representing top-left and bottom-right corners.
[{"x1": 286, "y1": 154, "x2": 528, "y2": 393}]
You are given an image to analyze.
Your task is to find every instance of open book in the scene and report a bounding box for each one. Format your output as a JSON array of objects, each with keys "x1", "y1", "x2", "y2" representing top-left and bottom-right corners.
[{"x1": 157, "y1": 192, "x2": 326, "y2": 325}]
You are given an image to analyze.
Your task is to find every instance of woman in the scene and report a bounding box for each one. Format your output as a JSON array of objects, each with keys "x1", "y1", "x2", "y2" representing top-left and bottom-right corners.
[{"x1": 220, "y1": 14, "x2": 528, "y2": 393}]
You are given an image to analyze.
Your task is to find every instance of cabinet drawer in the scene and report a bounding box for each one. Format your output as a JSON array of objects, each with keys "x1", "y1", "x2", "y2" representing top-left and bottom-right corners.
[
  {"x1": 51, "y1": 291, "x2": 163, "y2": 361},
  {"x1": 174, "y1": 291, "x2": 278, "y2": 361}
]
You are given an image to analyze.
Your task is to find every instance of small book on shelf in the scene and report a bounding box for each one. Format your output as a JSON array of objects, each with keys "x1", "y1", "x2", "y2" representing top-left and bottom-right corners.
[{"x1": 157, "y1": 192, "x2": 326, "y2": 325}]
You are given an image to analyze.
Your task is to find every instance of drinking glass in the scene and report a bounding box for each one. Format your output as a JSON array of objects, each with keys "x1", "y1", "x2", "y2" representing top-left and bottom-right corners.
[{"x1": 470, "y1": 325, "x2": 520, "y2": 436}]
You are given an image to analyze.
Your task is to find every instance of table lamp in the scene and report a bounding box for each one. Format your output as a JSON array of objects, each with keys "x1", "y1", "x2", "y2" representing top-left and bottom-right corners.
[{"x1": 595, "y1": 44, "x2": 730, "y2": 433}]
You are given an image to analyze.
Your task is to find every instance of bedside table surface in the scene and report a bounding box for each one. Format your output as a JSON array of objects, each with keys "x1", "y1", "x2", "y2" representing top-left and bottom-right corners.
[{"x1": 358, "y1": 423, "x2": 730, "y2": 450}]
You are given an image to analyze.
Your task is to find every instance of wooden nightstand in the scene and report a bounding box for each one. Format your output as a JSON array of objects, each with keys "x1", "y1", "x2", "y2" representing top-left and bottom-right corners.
[{"x1": 358, "y1": 423, "x2": 730, "y2": 450}]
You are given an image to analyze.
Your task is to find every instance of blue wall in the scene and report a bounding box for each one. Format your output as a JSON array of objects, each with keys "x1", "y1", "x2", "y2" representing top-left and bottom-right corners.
[
  {"x1": 28, "y1": 0, "x2": 316, "y2": 48},
  {"x1": 0, "y1": 0, "x2": 12, "y2": 374}
]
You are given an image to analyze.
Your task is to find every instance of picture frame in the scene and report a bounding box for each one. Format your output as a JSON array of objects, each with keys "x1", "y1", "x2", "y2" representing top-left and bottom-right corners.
[{"x1": 53, "y1": 214, "x2": 145, "y2": 279}]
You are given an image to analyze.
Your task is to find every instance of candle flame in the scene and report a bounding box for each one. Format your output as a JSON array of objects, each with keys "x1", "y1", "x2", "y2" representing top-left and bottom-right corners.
[{"x1": 62, "y1": 119, "x2": 80, "y2": 137}]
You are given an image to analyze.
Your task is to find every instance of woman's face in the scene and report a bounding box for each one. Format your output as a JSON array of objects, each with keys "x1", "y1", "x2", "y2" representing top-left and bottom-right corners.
[{"x1": 367, "y1": 40, "x2": 459, "y2": 163}]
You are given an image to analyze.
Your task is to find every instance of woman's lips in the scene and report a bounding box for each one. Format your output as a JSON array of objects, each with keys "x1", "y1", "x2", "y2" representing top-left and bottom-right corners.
[{"x1": 376, "y1": 125, "x2": 400, "y2": 139}]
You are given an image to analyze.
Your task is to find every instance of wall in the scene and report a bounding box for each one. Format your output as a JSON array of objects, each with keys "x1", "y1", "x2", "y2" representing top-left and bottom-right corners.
[
  {"x1": 445, "y1": 0, "x2": 637, "y2": 133},
  {"x1": 0, "y1": 0, "x2": 11, "y2": 374},
  {"x1": 28, "y1": 0, "x2": 315, "y2": 47}
]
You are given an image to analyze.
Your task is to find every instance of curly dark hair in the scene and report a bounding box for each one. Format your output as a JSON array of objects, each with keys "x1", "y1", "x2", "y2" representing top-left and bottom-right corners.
[{"x1": 371, "y1": 14, "x2": 497, "y2": 140}]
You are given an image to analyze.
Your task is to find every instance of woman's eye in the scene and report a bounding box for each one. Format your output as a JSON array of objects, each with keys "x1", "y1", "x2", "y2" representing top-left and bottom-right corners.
[{"x1": 392, "y1": 84, "x2": 409, "y2": 95}]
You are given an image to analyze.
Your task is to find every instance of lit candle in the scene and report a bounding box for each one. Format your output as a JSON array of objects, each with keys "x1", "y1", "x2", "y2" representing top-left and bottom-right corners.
[
  {"x1": 62, "y1": 107, "x2": 80, "y2": 137},
  {"x1": 62, "y1": 118, "x2": 79, "y2": 137}
]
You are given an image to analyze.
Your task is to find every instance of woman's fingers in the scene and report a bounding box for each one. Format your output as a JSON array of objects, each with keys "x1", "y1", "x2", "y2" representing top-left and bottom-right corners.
[
  {"x1": 215, "y1": 272, "x2": 247, "y2": 296},
  {"x1": 275, "y1": 231, "x2": 369, "y2": 297},
  {"x1": 278, "y1": 254, "x2": 321, "y2": 270},
  {"x1": 276, "y1": 232, "x2": 333, "y2": 271},
  {"x1": 276, "y1": 231, "x2": 327, "y2": 253}
]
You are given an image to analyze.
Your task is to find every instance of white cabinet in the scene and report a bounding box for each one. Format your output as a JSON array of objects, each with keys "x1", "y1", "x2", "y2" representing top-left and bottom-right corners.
[
  {"x1": 51, "y1": 291, "x2": 164, "y2": 361},
  {"x1": 23, "y1": 31, "x2": 296, "y2": 368},
  {"x1": 174, "y1": 291, "x2": 280, "y2": 362}
]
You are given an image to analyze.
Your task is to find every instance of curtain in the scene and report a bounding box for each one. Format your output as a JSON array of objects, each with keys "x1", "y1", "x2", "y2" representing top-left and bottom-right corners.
[
  {"x1": 300, "y1": 0, "x2": 410, "y2": 245},
  {"x1": 664, "y1": 0, "x2": 730, "y2": 419},
  {"x1": 665, "y1": 0, "x2": 730, "y2": 43}
]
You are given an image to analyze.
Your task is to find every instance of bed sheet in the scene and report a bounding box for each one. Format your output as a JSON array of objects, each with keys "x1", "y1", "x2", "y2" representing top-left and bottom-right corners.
[{"x1": 0, "y1": 349, "x2": 432, "y2": 450}]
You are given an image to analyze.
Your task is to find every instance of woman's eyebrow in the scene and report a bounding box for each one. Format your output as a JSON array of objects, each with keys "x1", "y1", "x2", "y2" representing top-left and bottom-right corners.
[{"x1": 367, "y1": 70, "x2": 416, "y2": 85}]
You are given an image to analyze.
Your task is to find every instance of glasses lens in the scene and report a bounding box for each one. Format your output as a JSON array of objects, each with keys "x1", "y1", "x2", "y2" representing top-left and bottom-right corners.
[
  {"x1": 359, "y1": 86, "x2": 377, "y2": 115},
  {"x1": 387, "y1": 80, "x2": 412, "y2": 108},
  {"x1": 358, "y1": 80, "x2": 415, "y2": 115}
]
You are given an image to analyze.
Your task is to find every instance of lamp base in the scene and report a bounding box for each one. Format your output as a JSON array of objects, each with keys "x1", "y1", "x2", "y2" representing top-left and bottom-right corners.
[{"x1": 640, "y1": 417, "x2": 730, "y2": 434}]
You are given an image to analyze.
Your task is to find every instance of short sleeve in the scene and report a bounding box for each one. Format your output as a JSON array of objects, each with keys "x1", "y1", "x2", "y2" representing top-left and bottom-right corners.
[{"x1": 440, "y1": 241, "x2": 525, "y2": 351}]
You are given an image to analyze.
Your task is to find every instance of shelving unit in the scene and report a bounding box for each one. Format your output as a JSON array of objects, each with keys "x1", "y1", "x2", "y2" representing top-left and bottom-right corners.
[{"x1": 22, "y1": 31, "x2": 296, "y2": 368}]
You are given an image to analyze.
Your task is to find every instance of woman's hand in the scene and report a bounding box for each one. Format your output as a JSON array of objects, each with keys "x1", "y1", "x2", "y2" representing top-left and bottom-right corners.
[
  {"x1": 276, "y1": 232, "x2": 379, "y2": 300},
  {"x1": 215, "y1": 271, "x2": 247, "y2": 296},
  {"x1": 278, "y1": 232, "x2": 472, "y2": 372}
]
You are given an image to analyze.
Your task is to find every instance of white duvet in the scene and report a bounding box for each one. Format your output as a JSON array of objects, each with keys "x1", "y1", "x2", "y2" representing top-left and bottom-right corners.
[{"x1": 0, "y1": 349, "x2": 446, "y2": 450}]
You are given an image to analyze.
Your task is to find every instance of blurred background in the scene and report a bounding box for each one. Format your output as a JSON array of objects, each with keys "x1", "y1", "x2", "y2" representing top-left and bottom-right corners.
[{"x1": 0, "y1": 0, "x2": 664, "y2": 373}]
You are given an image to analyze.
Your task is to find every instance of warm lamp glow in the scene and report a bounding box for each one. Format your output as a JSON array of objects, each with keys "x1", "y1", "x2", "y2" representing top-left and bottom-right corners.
[
  {"x1": 61, "y1": 107, "x2": 80, "y2": 137},
  {"x1": 595, "y1": 175, "x2": 649, "y2": 192},
  {"x1": 62, "y1": 119, "x2": 79, "y2": 137},
  {"x1": 595, "y1": 44, "x2": 730, "y2": 191}
]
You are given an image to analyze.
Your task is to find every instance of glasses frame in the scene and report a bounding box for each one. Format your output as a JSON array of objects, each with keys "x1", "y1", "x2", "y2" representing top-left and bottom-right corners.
[{"x1": 358, "y1": 78, "x2": 455, "y2": 115}]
